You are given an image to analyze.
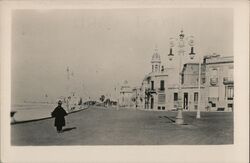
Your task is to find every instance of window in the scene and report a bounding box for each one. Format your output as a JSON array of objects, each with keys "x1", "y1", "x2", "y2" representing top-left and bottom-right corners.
[
  {"x1": 158, "y1": 106, "x2": 161, "y2": 110},
  {"x1": 228, "y1": 104, "x2": 233, "y2": 111},
  {"x1": 210, "y1": 68, "x2": 218, "y2": 86},
  {"x1": 151, "y1": 81, "x2": 154, "y2": 90},
  {"x1": 161, "y1": 66, "x2": 164, "y2": 72},
  {"x1": 202, "y1": 77, "x2": 206, "y2": 84},
  {"x1": 194, "y1": 92, "x2": 198, "y2": 102},
  {"x1": 152, "y1": 65, "x2": 154, "y2": 72},
  {"x1": 181, "y1": 74, "x2": 184, "y2": 84},
  {"x1": 162, "y1": 106, "x2": 165, "y2": 110},
  {"x1": 158, "y1": 94, "x2": 166, "y2": 104},
  {"x1": 217, "y1": 107, "x2": 224, "y2": 111},
  {"x1": 174, "y1": 93, "x2": 178, "y2": 101},
  {"x1": 227, "y1": 86, "x2": 234, "y2": 100},
  {"x1": 160, "y1": 80, "x2": 165, "y2": 90}
]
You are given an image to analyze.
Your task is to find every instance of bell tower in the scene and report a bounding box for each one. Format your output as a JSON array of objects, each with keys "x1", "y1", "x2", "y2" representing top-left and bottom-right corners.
[{"x1": 151, "y1": 46, "x2": 161, "y2": 72}]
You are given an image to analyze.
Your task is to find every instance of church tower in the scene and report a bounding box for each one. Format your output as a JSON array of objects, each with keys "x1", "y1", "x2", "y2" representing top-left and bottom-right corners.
[{"x1": 151, "y1": 46, "x2": 161, "y2": 72}]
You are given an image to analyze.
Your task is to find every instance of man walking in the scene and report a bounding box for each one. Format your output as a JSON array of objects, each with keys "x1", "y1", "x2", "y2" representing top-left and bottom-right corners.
[{"x1": 51, "y1": 100, "x2": 68, "y2": 133}]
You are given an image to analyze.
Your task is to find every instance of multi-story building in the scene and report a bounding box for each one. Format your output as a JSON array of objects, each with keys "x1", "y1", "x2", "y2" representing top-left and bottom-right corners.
[
  {"x1": 203, "y1": 54, "x2": 234, "y2": 111},
  {"x1": 140, "y1": 47, "x2": 169, "y2": 111},
  {"x1": 118, "y1": 48, "x2": 234, "y2": 112},
  {"x1": 139, "y1": 47, "x2": 206, "y2": 111},
  {"x1": 167, "y1": 63, "x2": 206, "y2": 111}
]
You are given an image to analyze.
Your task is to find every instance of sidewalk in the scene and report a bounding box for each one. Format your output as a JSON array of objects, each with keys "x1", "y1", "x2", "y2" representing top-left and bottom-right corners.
[{"x1": 11, "y1": 106, "x2": 233, "y2": 145}]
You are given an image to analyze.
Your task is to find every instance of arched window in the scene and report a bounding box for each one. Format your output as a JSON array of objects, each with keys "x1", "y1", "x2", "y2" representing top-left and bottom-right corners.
[{"x1": 210, "y1": 68, "x2": 218, "y2": 86}]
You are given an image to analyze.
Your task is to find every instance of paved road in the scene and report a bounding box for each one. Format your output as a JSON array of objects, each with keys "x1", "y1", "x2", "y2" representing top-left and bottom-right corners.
[{"x1": 11, "y1": 106, "x2": 233, "y2": 145}]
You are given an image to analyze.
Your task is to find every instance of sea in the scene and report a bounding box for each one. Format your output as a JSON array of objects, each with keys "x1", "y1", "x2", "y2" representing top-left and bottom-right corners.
[{"x1": 11, "y1": 102, "x2": 83, "y2": 122}]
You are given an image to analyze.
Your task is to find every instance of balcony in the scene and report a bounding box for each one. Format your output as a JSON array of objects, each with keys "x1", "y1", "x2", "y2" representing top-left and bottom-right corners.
[
  {"x1": 158, "y1": 88, "x2": 165, "y2": 92},
  {"x1": 147, "y1": 88, "x2": 156, "y2": 94},
  {"x1": 208, "y1": 97, "x2": 219, "y2": 101},
  {"x1": 223, "y1": 77, "x2": 234, "y2": 85},
  {"x1": 210, "y1": 78, "x2": 218, "y2": 86}
]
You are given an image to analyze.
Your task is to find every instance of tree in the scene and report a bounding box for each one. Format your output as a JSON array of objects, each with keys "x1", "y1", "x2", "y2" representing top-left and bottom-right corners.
[
  {"x1": 100, "y1": 95, "x2": 105, "y2": 102},
  {"x1": 104, "y1": 98, "x2": 111, "y2": 106},
  {"x1": 78, "y1": 97, "x2": 83, "y2": 105}
]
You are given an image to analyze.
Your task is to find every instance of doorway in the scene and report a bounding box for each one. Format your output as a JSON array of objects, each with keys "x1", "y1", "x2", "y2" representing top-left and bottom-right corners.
[
  {"x1": 150, "y1": 98, "x2": 154, "y2": 109},
  {"x1": 183, "y1": 92, "x2": 188, "y2": 110}
]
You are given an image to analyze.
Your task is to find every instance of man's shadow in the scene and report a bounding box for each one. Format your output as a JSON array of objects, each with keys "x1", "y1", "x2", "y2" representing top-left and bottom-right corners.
[{"x1": 62, "y1": 127, "x2": 77, "y2": 132}]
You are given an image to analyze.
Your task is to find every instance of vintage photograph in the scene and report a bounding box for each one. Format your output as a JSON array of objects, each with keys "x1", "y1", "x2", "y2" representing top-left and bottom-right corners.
[{"x1": 10, "y1": 8, "x2": 234, "y2": 146}]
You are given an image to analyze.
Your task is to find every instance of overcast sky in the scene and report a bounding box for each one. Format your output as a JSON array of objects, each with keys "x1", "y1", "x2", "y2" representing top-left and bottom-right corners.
[{"x1": 12, "y1": 8, "x2": 233, "y2": 103}]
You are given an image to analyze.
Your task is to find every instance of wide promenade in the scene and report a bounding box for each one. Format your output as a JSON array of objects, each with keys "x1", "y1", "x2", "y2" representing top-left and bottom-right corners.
[{"x1": 11, "y1": 106, "x2": 233, "y2": 145}]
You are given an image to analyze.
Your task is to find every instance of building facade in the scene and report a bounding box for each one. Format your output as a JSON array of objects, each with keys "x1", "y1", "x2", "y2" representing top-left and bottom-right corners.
[
  {"x1": 167, "y1": 63, "x2": 206, "y2": 111},
  {"x1": 126, "y1": 49, "x2": 234, "y2": 112},
  {"x1": 118, "y1": 47, "x2": 234, "y2": 112},
  {"x1": 139, "y1": 47, "x2": 169, "y2": 111},
  {"x1": 118, "y1": 80, "x2": 134, "y2": 108},
  {"x1": 203, "y1": 55, "x2": 234, "y2": 111}
]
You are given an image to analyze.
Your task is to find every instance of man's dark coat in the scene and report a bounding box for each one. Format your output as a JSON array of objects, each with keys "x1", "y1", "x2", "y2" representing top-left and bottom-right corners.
[{"x1": 51, "y1": 106, "x2": 67, "y2": 127}]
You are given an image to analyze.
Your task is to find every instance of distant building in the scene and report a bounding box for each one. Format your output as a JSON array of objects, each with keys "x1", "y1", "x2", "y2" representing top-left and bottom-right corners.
[{"x1": 118, "y1": 80, "x2": 134, "y2": 108}]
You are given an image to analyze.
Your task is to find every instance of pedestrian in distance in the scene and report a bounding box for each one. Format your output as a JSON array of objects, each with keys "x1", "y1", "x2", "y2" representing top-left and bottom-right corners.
[{"x1": 51, "y1": 100, "x2": 68, "y2": 133}]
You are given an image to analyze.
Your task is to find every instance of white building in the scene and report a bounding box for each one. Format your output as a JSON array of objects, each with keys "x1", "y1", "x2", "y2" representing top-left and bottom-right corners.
[
  {"x1": 126, "y1": 48, "x2": 234, "y2": 112},
  {"x1": 118, "y1": 80, "x2": 134, "y2": 108}
]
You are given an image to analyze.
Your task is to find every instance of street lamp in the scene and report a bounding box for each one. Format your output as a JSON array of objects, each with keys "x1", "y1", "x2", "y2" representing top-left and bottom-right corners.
[
  {"x1": 168, "y1": 30, "x2": 195, "y2": 124},
  {"x1": 186, "y1": 35, "x2": 202, "y2": 119},
  {"x1": 188, "y1": 37, "x2": 201, "y2": 119},
  {"x1": 196, "y1": 52, "x2": 202, "y2": 119}
]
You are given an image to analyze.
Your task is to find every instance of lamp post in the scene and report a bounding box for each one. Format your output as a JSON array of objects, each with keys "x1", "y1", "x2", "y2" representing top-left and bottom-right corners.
[
  {"x1": 196, "y1": 53, "x2": 202, "y2": 119},
  {"x1": 168, "y1": 30, "x2": 195, "y2": 124}
]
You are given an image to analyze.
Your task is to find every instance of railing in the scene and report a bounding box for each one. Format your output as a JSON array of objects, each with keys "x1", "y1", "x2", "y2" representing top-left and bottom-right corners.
[
  {"x1": 148, "y1": 89, "x2": 156, "y2": 93},
  {"x1": 223, "y1": 77, "x2": 234, "y2": 85},
  {"x1": 158, "y1": 88, "x2": 165, "y2": 92},
  {"x1": 208, "y1": 97, "x2": 219, "y2": 101}
]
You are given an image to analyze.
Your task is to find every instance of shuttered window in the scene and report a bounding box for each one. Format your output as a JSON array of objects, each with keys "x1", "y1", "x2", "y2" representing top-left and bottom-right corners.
[{"x1": 158, "y1": 94, "x2": 166, "y2": 104}]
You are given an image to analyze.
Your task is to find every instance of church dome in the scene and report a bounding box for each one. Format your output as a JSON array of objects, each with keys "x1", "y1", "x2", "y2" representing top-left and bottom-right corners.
[
  {"x1": 120, "y1": 80, "x2": 132, "y2": 93},
  {"x1": 151, "y1": 48, "x2": 161, "y2": 63},
  {"x1": 122, "y1": 80, "x2": 129, "y2": 87}
]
